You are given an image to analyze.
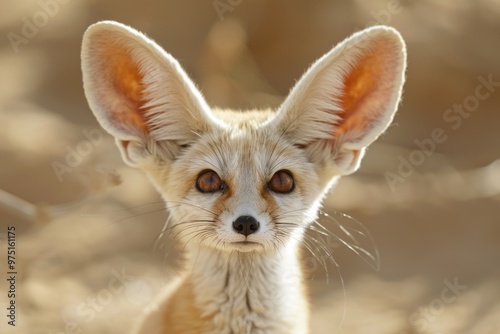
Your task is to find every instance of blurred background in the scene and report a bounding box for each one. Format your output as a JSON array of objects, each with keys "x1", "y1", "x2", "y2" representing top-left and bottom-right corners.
[{"x1": 0, "y1": 0, "x2": 499, "y2": 333}]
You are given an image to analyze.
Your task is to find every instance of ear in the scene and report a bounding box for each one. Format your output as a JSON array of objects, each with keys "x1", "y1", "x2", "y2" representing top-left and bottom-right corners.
[
  {"x1": 81, "y1": 21, "x2": 221, "y2": 167},
  {"x1": 269, "y1": 26, "x2": 406, "y2": 175}
]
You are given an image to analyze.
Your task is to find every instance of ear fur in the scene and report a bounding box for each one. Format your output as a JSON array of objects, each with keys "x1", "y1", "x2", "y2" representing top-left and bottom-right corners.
[
  {"x1": 268, "y1": 26, "x2": 406, "y2": 175},
  {"x1": 81, "y1": 21, "x2": 221, "y2": 166}
]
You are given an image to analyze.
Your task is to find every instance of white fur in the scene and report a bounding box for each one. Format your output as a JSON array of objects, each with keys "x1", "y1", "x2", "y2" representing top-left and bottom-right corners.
[
  {"x1": 191, "y1": 245, "x2": 307, "y2": 334},
  {"x1": 81, "y1": 21, "x2": 406, "y2": 333}
]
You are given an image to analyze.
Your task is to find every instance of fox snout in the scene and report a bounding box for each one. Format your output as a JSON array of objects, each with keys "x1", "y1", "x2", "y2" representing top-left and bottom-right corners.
[{"x1": 232, "y1": 215, "x2": 260, "y2": 236}]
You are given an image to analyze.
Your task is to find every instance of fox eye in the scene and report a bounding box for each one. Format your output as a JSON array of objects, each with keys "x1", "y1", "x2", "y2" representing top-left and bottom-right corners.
[
  {"x1": 196, "y1": 170, "x2": 224, "y2": 193},
  {"x1": 268, "y1": 170, "x2": 295, "y2": 194}
]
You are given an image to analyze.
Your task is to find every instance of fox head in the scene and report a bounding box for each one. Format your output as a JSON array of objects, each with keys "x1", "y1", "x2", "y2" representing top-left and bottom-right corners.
[{"x1": 81, "y1": 21, "x2": 406, "y2": 254}]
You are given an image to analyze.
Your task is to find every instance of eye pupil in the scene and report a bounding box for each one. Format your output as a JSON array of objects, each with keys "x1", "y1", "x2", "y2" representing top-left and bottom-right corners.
[
  {"x1": 196, "y1": 170, "x2": 224, "y2": 193},
  {"x1": 268, "y1": 170, "x2": 294, "y2": 194}
]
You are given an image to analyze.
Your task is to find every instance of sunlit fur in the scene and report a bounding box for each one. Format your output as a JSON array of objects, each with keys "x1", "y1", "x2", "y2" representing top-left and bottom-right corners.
[{"x1": 82, "y1": 21, "x2": 406, "y2": 333}]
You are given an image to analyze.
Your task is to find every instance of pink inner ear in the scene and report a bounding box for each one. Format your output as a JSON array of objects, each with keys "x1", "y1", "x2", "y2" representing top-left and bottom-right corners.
[
  {"x1": 334, "y1": 39, "x2": 399, "y2": 142},
  {"x1": 93, "y1": 37, "x2": 150, "y2": 134}
]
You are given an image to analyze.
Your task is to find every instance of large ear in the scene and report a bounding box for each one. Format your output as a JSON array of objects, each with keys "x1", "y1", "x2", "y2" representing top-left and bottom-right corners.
[
  {"x1": 268, "y1": 26, "x2": 406, "y2": 175},
  {"x1": 81, "y1": 21, "x2": 221, "y2": 167}
]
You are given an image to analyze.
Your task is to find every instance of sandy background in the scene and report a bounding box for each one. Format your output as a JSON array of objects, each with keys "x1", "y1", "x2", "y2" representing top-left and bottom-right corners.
[{"x1": 0, "y1": 0, "x2": 499, "y2": 333}]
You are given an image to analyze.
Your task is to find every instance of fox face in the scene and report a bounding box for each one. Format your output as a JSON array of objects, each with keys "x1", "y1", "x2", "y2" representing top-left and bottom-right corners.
[
  {"x1": 153, "y1": 109, "x2": 322, "y2": 252},
  {"x1": 81, "y1": 22, "x2": 406, "y2": 254}
]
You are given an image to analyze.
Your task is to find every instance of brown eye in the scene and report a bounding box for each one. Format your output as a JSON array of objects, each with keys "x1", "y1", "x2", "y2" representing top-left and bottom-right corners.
[
  {"x1": 268, "y1": 170, "x2": 295, "y2": 194},
  {"x1": 196, "y1": 170, "x2": 224, "y2": 193}
]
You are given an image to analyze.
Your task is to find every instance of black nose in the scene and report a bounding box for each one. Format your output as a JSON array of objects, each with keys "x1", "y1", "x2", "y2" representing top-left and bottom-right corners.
[{"x1": 232, "y1": 215, "x2": 260, "y2": 236}]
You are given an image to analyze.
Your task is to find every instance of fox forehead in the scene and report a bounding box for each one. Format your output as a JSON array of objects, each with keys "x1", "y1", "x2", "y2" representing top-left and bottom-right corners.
[{"x1": 174, "y1": 108, "x2": 312, "y2": 182}]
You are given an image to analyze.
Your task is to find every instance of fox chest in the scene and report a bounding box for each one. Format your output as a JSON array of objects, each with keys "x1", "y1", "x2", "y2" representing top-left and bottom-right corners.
[
  {"x1": 210, "y1": 290, "x2": 271, "y2": 333},
  {"x1": 191, "y1": 271, "x2": 305, "y2": 334}
]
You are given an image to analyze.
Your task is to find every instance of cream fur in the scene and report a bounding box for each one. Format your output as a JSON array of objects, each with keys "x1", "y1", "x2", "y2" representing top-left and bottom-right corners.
[{"x1": 81, "y1": 21, "x2": 406, "y2": 334}]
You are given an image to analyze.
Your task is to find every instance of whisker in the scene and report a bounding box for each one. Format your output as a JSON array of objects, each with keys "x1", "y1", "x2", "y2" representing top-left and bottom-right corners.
[
  {"x1": 163, "y1": 200, "x2": 219, "y2": 216},
  {"x1": 317, "y1": 210, "x2": 380, "y2": 271},
  {"x1": 108, "y1": 207, "x2": 168, "y2": 226}
]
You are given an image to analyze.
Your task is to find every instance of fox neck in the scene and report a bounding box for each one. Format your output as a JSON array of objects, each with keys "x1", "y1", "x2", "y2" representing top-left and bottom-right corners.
[{"x1": 185, "y1": 242, "x2": 308, "y2": 333}]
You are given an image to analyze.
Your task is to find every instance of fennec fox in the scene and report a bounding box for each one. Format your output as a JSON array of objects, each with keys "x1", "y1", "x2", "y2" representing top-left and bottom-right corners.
[{"x1": 81, "y1": 21, "x2": 406, "y2": 334}]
